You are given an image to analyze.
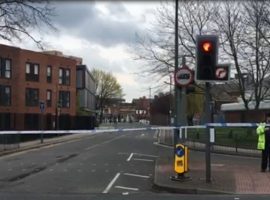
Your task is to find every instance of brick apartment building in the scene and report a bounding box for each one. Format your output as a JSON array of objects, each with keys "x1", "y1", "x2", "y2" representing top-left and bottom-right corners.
[{"x1": 0, "y1": 44, "x2": 79, "y2": 130}]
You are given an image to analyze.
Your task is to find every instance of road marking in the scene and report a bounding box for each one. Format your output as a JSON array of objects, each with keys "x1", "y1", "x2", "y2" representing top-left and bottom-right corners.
[
  {"x1": 153, "y1": 142, "x2": 173, "y2": 149},
  {"x1": 133, "y1": 158, "x2": 154, "y2": 162},
  {"x1": 134, "y1": 153, "x2": 158, "y2": 158},
  {"x1": 115, "y1": 186, "x2": 139, "y2": 191},
  {"x1": 85, "y1": 135, "x2": 126, "y2": 151},
  {"x1": 123, "y1": 173, "x2": 150, "y2": 179},
  {"x1": 211, "y1": 163, "x2": 224, "y2": 167},
  {"x1": 122, "y1": 192, "x2": 129, "y2": 195},
  {"x1": 102, "y1": 172, "x2": 121, "y2": 194},
  {"x1": 126, "y1": 153, "x2": 134, "y2": 162},
  {"x1": 49, "y1": 168, "x2": 54, "y2": 172}
]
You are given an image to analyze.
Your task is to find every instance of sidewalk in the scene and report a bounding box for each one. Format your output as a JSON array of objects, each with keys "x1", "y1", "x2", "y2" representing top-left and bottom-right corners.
[
  {"x1": 154, "y1": 145, "x2": 270, "y2": 194},
  {"x1": 0, "y1": 132, "x2": 94, "y2": 157}
]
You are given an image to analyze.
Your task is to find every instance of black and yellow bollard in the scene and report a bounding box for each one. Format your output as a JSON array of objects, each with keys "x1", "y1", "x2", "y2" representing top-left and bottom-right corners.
[{"x1": 171, "y1": 143, "x2": 191, "y2": 181}]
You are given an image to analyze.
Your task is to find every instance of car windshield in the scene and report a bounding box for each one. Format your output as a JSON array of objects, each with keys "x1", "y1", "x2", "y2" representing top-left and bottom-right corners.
[{"x1": 0, "y1": 1, "x2": 270, "y2": 200}]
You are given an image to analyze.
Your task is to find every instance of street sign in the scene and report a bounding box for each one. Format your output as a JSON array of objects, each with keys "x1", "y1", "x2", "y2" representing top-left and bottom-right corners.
[
  {"x1": 175, "y1": 66, "x2": 194, "y2": 87},
  {"x1": 215, "y1": 64, "x2": 230, "y2": 81},
  {"x1": 40, "y1": 101, "x2": 45, "y2": 113}
]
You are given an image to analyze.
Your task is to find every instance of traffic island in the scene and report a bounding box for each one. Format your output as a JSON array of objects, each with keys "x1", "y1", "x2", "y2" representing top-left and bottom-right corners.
[{"x1": 153, "y1": 155, "x2": 235, "y2": 194}]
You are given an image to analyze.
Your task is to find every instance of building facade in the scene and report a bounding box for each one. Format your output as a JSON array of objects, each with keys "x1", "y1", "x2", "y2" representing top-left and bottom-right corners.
[
  {"x1": 0, "y1": 44, "x2": 77, "y2": 130},
  {"x1": 76, "y1": 65, "x2": 96, "y2": 114}
]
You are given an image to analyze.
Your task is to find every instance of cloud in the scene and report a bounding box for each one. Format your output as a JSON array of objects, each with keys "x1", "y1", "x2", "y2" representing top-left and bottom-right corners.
[{"x1": 51, "y1": 1, "x2": 142, "y2": 47}]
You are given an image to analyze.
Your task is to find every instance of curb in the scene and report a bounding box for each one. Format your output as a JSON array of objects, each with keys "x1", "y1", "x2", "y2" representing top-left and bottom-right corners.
[
  {"x1": 0, "y1": 134, "x2": 94, "y2": 157},
  {"x1": 152, "y1": 159, "x2": 234, "y2": 194}
]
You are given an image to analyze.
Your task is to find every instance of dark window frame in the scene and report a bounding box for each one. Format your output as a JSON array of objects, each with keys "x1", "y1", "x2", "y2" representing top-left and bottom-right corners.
[
  {"x1": 0, "y1": 85, "x2": 11, "y2": 106},
  {"x1": 47, "y1": 65, "x2": 52, "y2": 83},
  {"x1": 59, "y1": 68, "x2": 70, "y2": 86},
  {"x1": 59, "y1": 91, "x2": 70, "y2": 108},
  {"x1": 46, "y1": 89, "x2": 52, "y2": 107},
  {"x1": 0, "y1": 58, "x2": 12, "y2": 79},
  {"x1": 25, "y1": 88, "x2": 39, "y2": 107},
  {"x1": 25, "y1": 62, "x2": 39, "y2": 82}
]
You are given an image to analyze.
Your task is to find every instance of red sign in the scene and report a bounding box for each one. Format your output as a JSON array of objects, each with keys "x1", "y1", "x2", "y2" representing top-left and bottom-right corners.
[{"x1": 175, "y1": 66, "x2": 194, "y2": 87}]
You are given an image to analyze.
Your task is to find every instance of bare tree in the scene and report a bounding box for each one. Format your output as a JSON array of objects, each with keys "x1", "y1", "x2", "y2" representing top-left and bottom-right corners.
[
  {"x1": 0, "y1": 0, "x2": 56, "y2": 49},
  {"x1": 91, "y1": 69, "x2": 124, "y2": 122},
  {"x1": 215, "y1": 1, "x2": 270, "y2": 111},
  {"x1": 133, "y1": 0, "x2": 270, "y2": 116},
  {"x1": 133, "y1": 1, "x2": 216, "y2": 80}
]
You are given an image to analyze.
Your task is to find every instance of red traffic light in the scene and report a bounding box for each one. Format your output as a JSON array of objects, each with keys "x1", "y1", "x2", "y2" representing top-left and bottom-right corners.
[{"x1": 201, "y1": 41, "x2": 212, "y2": 53}]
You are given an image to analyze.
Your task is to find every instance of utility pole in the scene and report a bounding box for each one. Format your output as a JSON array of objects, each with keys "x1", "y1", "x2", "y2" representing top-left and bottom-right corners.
[{"x1": 174, "y1": 0, "x2": 180, "y2": 147}]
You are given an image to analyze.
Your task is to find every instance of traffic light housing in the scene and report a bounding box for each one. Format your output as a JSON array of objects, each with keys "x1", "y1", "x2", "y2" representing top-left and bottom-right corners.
[{"x1": 196, "y1": 35, "x2": 218, "y2": 81}]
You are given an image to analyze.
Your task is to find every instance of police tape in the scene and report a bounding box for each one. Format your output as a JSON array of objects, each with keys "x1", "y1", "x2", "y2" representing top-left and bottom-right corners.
[
  {"x1": 0, "y1": 123, "x2": 265, "y2": 135},
  {"x1": 206, "y1": 123, "x2": 262, "y2": 127},
  {"x1": 0, "y1": 126, "x2": 180, "y2": 135}
]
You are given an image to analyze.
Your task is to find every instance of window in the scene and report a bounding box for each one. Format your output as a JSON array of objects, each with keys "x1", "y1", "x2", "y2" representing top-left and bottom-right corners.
[
  {"x1": 46, "y1": 90, "x2": 52, "y2": 107},
  {"x1": 0, "y1": 85, "x2": 11, "y2": 106},
  {"x1": 59, "y1": 68, "x2": 70, "y2": 85},
  {"x1": 25, "y1": 88, "x2": 39, "y2": 106},
  {"x1": 47, "y1": 65, "x2": 52, "y2": 83},
  {"x1": 0, "y1": 58, "x2": 12, "y2": 79},
  {"x1": 59, "y1": 68, "x2": 63, "y2": 84},
  {"x1": 25, "y1": 63, "x2": 39, "y2": 81},
  {"x1": 59, "y1": 91, "x2": 70, "y2": 108}
]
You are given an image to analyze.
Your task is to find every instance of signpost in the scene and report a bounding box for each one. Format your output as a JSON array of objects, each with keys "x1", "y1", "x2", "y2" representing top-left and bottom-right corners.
[{"x1": 39, "y1": 101, "x2": 45, "y2": 143}]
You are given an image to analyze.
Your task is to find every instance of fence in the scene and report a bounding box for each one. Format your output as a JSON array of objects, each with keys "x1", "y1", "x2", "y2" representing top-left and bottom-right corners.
[{"x1": 155, "y1": 123, "x2": 262, "y2": 157}]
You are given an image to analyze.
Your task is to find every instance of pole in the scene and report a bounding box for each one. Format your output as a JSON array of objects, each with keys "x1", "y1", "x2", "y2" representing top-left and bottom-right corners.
[
  {"x1": 174, "y1": 0, "x2": 180, "y2": 148},
  {"x1": 41, "y1": 113, "x2": 44, "y2": 143},
  {"x1": 179, "y1": 56, "x2": 187, "y2": 128},
  {"x1": 205, "y1": 82, "x2": 211, "y2": 183}
]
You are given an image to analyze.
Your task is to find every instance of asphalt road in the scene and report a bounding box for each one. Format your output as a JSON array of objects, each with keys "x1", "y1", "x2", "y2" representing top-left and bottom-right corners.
[
  {"x1": 0, "y1": 129, "x2": 159, "y2": 198},
  {"x1": 0, "y1": 126, "x2": 270, "y2": 200}
]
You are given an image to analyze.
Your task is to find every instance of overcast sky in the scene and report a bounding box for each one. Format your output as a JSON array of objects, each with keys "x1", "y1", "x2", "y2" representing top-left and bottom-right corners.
[{"x1": 1, "y1": 1, "x2": 168, "y2": 103}]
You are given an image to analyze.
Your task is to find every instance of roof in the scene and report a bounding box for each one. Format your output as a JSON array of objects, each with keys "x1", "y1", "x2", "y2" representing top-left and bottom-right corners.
[{"x1": 221, "y1": 100, "x2": 270, "y2": 111}]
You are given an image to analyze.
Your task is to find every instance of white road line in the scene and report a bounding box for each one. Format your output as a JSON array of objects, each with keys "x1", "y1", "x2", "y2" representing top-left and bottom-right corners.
[
  {"x1": 102, "y1": 173, "x2": 121, "y2": 194},
  {"x1": 85, "y1": 135, "x2": 125, "y2": 150},
  {"x1": 115, "y1": 186, "x2": 139, "y2": 191},
  {"x1": 134, "y1": 153, "x2": 158, "y2": 158},
  {"x1": 123, "y1": 173, "x2": 150, "y2": 179},
  {"x1": 126, "y1": 153, "x2": 134, "y2": 162},
  {"x1": 133, "y1": 158, "x2": 154, "y2": 162},
  {"x1": 153, "y1": 142, "x2": 173, "y2": 149}
]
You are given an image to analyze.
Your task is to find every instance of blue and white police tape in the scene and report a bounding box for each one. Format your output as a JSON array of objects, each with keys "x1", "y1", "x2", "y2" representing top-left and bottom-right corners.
[
  {"x1": 206, "y1": 123, "x2": 263, "y2": 127},
  {"x1": 0, "y1": 123, "x2": 265, "y2": 135},
  {"x1": 0, "y1": 126, "x2": 180, "y2": 135}
]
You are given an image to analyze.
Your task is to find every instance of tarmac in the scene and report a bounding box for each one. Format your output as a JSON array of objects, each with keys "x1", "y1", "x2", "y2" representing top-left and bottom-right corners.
[{"x1": 153, "y1": 143, "x2": 270, "y2": 194}]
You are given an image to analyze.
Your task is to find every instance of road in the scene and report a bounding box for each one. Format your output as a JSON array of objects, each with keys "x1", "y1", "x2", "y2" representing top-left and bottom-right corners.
[
  {"x1": 0, "y1": 128, "x2": 159, "y2": 198},
  {"x1": 0, "y1": 125, "x2": 270, "y2": 200}
]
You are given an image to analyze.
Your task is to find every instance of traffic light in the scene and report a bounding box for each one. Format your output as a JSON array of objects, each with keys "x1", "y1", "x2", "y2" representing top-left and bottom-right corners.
[{"x1": 196, "y1": 35, "x2": 218, "y2": 81}]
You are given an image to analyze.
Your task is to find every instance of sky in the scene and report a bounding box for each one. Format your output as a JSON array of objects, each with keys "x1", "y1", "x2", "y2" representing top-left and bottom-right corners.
[{"x1": 0, "y1": 1, "x2": 168, "y2": 103}]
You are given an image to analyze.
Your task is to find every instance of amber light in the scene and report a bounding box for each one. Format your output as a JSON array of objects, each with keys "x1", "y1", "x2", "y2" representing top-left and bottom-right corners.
[{"x1": 201, "y1": 41, "x2": 212, "y2": 52}]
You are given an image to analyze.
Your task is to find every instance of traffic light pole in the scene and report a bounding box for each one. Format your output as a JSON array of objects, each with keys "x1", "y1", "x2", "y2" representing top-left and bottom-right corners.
[
  {"x1": 174, "y1": 0, "x2": 180, "y2": 149},
  {"x1": 179, "y1": 57, "x2": 187, "y2": 128},
  {"x1": 205, "y1": 82, "x2": 212, "y2": 183}
]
